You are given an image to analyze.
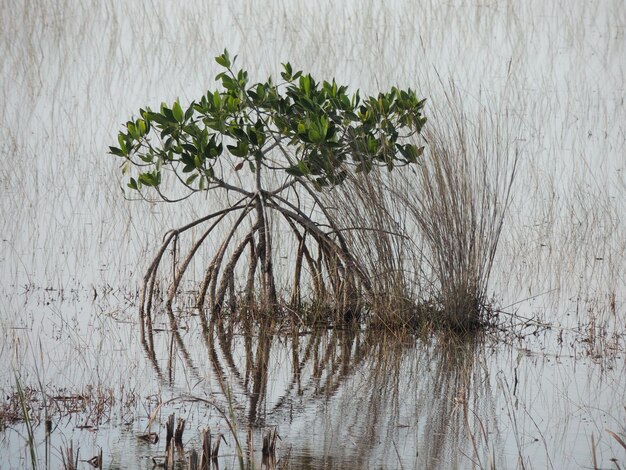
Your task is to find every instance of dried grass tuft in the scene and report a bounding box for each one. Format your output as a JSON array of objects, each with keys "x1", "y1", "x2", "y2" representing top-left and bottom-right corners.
[{"x1": 327, "y1": 85, "x2": 518, "y2": 331}]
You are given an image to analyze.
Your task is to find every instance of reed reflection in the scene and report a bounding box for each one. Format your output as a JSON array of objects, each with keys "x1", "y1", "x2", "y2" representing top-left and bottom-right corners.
[{"x1": 141, "y1": 308, "x2": 499, "y2": 468}]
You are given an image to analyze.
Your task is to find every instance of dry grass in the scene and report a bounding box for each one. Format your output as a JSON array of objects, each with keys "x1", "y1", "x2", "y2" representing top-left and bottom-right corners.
[
  {"x1": 0, "y1": 383, "x2": 136, "y2": 431},
  {"x1": 402, "y1": 89, "x2": 518, "y2": 328},
  {"x1": 326, "y1": 86, "x2": 518, "y2": 330}
]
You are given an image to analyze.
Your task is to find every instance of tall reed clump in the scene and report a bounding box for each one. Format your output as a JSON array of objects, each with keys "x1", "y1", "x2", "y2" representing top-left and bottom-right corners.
[
  {"x1": 401, "y1": 90, "x2": 518, "y2": 329},
  {"x1": 322, "y1": 168, "x2": 424, "y2": 328},
  {"x1": 329, "y1": 88, "x2": 518, "y2": 330}
]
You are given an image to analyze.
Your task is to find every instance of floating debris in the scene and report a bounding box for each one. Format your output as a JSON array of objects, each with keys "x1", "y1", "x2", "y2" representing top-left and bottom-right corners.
[{"x1": 137, "y1": 431, "x2": 159, "y2": 444}]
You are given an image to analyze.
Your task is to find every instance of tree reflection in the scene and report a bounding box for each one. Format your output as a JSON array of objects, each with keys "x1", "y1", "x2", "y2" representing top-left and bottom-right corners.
[{"x1": 141, "y1": 309, "x2": 500, "y2": 468}]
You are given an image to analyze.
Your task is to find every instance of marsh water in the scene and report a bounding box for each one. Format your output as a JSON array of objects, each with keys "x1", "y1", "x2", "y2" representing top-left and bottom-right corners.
[{"x1": 1, "y1": 1, "x2": 625, "y2": 468}]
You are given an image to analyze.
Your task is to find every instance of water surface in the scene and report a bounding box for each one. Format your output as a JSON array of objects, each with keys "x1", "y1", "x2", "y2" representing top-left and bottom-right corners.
[{"x1": 1, "y1": 0, "x2": 625, "y2": 468}]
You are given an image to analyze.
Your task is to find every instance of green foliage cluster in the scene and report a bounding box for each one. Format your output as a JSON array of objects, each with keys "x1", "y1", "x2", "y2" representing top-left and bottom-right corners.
[{"x1": 110, "y1": 50, "x2": 427, "y2": 196}]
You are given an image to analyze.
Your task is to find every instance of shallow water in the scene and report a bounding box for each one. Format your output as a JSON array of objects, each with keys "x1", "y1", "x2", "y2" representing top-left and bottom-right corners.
[
  {"x1": 2, "y1": 289, "x2": 625, "y2": 468},
  {"x1": 1, "y1": 0, "x2": 625, "y2": 468}
]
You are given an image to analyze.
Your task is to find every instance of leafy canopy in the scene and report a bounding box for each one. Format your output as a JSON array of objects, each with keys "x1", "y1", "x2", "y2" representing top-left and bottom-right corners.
[{"x1": 110, "y1": 50, "x2": 427, "y2": 196}]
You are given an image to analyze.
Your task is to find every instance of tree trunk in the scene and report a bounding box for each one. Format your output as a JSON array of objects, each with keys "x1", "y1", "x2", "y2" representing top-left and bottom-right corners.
[{"x1": 255, "y1": 161, "x2": 277, "y2": 308}]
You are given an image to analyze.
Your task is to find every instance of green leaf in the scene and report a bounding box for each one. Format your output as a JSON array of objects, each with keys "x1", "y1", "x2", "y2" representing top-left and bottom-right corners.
[
  {"x1": 220, "y1": 74, "x2": 237, "y2": 92},
  {"x1": 127, "y1": 122, "x2": 139, "y2": 139},
  {"x1": 300, "y1": 74, "x2": 311, "y2": 95},
  {"x1": 184, "y1": 103, "x2": 195, "y2": 121},
  {"x1": 138, "y1": 171, "x2": 160, "y2": 187},
  {"x1": 117, "y1": 134, "x2": 128, "y2": 155},
  {"x1": 147, "y1": 111, "x2": 169, "y2": 126},
  {"x1": 186, "y1": 174, "x2": 198, "y2": 186},
  {"x1": 137, "y1": 118, "x2": 148, "y2": 136},
  {"x1": 367, "y1": 136, "x2": 378, "y2": 154},
  {"x1": 172, "y1": 101, "x2": 184, "y2": 123},
  {"x1": 139, "y1": 153, "x2": 153, "y2": 163},
  {"x1": 161, "y1": 106, "x2": 176, "y2": 123},
  {"x1": 308, "y1": 127, "x2": 322, "y2": 144},
  {"x1": 227, "y1": 142, "x2": 249, "y2": 158},
  {"x1": 237, "y1": 69, "x2": 248, "y2": 87},
  {"x1": 281, "y1": 62, "x2": 293, "y2": 81},
  {"x1": 109, "y1": 146, "x2": 125, "y2": 157},
  {"x1": 319, "y1": 116, "x2": 329, "y2": 138},
  {"x1": 397, "y1": 143, "x2": 424, "y2": 163},
  {"x1": 255, "y1": 83, "x2": 266, "y2": 101},
  {"x1": 215, "y1": 49, "x2": 231, "y2": 68},
  {"x1": 138, "y1": 173, "x2": 152, "y2": 186},
  {"x1": 285, "y1": 166, "x2": 303, "y2": 177},
  {"x1": 127, "y1": 177, "x2": 138, "y2": 190},
  {"x1": 286, "y1": 160, "x2": 310, "y2": 177}
]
